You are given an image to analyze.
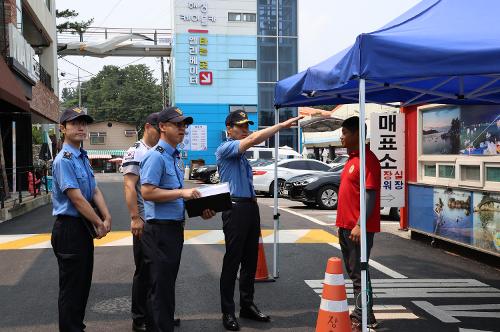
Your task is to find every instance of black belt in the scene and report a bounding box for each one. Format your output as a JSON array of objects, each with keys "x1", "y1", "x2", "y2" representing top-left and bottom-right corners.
[
  {"x1": 147, "y1": 219, "x2": 185, "y2": 225},
  {"x1": 56, "y1": 215, "x2": 81, "y2": 220},
  {"x1": 231, "y1": 196, "x2": 257, "y2": 203}
]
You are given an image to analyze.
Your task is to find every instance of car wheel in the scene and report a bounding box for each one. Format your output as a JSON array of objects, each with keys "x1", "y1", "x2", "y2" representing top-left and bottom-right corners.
[
  {"x1": 302, "y1": 202, "x2": 317, "y2": 208},
  {"x1": 268, "y1": 179, "x2": 286, "y2": 197},
  {"x1": 316, "y1": 185, "x2": 338, "y2": 210},
  {"x1": 209, "y1": 171, "x2": 219, "y2": 184},
  {"x1": 389, "y1": 207, "x2": 400, "y2": 220}
]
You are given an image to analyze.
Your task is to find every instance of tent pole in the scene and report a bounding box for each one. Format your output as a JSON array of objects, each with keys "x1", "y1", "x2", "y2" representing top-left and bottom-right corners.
[
  {"x1": 273, "y1": 107, "x2": 280, "y2": 278},
  {"x1": 359, "y1": 79, "x2": 368, "y2": 332}
]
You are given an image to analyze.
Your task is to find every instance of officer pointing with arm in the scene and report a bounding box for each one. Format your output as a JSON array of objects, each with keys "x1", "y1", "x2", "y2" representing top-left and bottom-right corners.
[
  {"x1": 51, "y1": 107, "x2": 111, "y2": 332},
  {"x1": 140, "y1": 107, "x2": 215, "y2": 332},
  {"x1": 217, "y1": 110, "x2": 302, "y2": 331}
]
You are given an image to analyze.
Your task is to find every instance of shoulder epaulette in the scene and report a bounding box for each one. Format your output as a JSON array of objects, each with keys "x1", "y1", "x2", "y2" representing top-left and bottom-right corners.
[
  {"x1": 63, "y1": 151, "x2": 72, "y2": 159},
  {"x1": 155, "y1": 146, "x2": 165, "y2": 153},
  {"x1": 134, "y1": 142, "x2": 140, "y2": 148}
]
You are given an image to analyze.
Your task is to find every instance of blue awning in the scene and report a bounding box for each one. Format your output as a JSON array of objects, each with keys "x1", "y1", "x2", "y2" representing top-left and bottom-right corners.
[{"x1": 275, "y1": 0, "x2": 500, "y2": 108}]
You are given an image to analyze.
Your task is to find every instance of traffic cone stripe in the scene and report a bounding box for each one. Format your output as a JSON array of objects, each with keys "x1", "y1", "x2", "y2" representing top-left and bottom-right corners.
[
  {"x1": 322, "y1": 284, "x2": 348, "y2": 301},
  {"x1": 319, "y1": 298, "x2": 349, "y2": 313},
  {"x1": 323, "y1": 272, "x2": 345, "y2": 286},
  {"x1": 325, "y1": 260, "x2": 344, "y2": 274}
]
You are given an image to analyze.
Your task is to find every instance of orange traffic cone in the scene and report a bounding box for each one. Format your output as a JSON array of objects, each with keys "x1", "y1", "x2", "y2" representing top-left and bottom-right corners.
[
  {"x1": 255, "y1": 231, "x2": 274, "y2": 282},
  {"x1": 316, "y1": 257, "x2": 351, "y2": 332}
]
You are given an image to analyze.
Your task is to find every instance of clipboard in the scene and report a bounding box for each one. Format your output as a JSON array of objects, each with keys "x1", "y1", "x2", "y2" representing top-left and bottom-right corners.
[{"x1": 185, "y1": 183, "x2": 232, "y2": 218}]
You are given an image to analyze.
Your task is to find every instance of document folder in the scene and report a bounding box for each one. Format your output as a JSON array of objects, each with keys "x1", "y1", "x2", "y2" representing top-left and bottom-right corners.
[{"x1": 185, "y1": 183, "x2": 232, "y2": 218}]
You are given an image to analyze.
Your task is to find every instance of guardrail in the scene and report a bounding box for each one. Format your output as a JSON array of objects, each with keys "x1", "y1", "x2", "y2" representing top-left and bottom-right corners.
[
  {"x1": 0, "y1": 166, "x2": 50, "y2": 209},
  {"x1": 57, "y1": 27, "x2": 173, "y2": 45}
]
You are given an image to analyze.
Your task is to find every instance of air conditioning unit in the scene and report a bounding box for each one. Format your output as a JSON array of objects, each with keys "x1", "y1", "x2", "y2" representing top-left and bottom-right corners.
[{"x1": 124, "y1": 130, "x2": 137, "y2": 137}]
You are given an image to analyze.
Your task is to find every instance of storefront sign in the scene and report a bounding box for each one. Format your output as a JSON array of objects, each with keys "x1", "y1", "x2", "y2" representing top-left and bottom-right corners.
[
  {"x1": 179, "y1": 2, "x2": 216, "y2": 27},
  {"x1": 188, "y1": 34, "x2": 211, "y2": 85},
  {"x1": 8, "y1": 24, "x2": 37, "y2": 82},
  {"x1": 370, "y1": 113, "x2": 405, "y2": 207},
  {"x1": 181, "y1": 125, "x2": 207, "y2": 151}
]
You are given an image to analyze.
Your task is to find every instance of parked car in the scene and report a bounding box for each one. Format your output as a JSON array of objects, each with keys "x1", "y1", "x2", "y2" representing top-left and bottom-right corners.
[
  {"x1": 244, "y1": 146, "x2": 302, "y2": 161},
  {"x1": 381, "y1": 207, "x2": 400, "y2": 219},
  {"x1": 192, "y1": 165, "x2": 219, "y2": 184},
  {"x1": 284, "y1": 171, "x2": 342, "y2": 209},
  {"x1": 252, "y1": 159, "x2": 332, "y2": 196},
  {"x1": 328, "y1": 154, "x2": 349, "y2": 168}
]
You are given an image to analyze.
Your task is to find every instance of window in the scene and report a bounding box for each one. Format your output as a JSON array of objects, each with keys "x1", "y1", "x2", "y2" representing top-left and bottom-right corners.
[
  {"x1": 243, "y1": 60, "x2": 256, "y2": 68},
  {"x1": 229, "y1": 105, "x2": 257, "y2": 113},
  {"x1": 229, "y1": 59, "x2": 256, "y2": 69},
  {"x1": 124, "y1": 129, "x2": 137, "y2": 137},
  {"x1": 16, "y1": 0, "x2": 22, "y2": 31},
  {"x1": 259, "y1": 151, "x2": 273, "y2": 159},
  {"x1": 460, "y1": 165, "x2": 480, "y2": 181},
  {"x1": 244, "y1": 151, "x2": 254, "y2": 159},
  {"x1": 424, "y1": 164, "x2": 436, "y2": 177},
  {"x1": 282, "y1": 160, "x2": 307, "y2": 170},
  {"x1": 486, "y1": 166, "x2": 500, "y2": 182},
  {"x1": 228, "y1": 12, "x2": 256, "y2": 22},
  {"x1": 438, "y1": 164, "x2": 455, "y2": 179},
  {"x1": 306, "y1": 160, "x2": 330, "y2": 171},
  {"x1": 229, "y1": 60, "x2": 242, "y2": 68},
  {"x1": 89, "y1": 132, "x2": 106, "y2": 145}
]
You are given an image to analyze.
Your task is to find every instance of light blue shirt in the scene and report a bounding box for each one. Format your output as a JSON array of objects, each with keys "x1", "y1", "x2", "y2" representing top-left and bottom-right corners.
[
  {"x1": 216, "y1": 139, "x2": 255, "y2": 198},
  {"x1": 140, "y1": 139, "x2": 185, "y2": 221},
  {"x1": 52, "y1": 143, "x2": 96, "y2": 217}
]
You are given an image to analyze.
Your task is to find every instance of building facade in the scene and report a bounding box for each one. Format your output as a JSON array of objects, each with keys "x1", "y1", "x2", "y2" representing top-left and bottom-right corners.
[
  {"x1": 0, "y1": 0, "x2": 59, "y2": 193},
  {"x1": 171, "y1": 0, "x2": 298, "y2": 164}
]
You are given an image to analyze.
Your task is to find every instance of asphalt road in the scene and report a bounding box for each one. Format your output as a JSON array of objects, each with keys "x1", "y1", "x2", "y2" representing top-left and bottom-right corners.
[{"x1": 0, "y1": 175, "x2": 498, "y2": 332}]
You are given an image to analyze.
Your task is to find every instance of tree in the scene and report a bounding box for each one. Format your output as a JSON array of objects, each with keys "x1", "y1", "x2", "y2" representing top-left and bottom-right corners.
[
  {"x1": 56, "y1": 9, "x2": 94, "y2": 40},
  {"x1": 61, "y1": 65, "x2": 163, "y2": 132}
]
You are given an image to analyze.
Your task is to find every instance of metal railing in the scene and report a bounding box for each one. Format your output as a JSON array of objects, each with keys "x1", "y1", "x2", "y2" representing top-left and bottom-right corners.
[
  {"x1": 57, "y1": 27, "x2": 173, "y2": 45},
  {"x1": 0, "y1": 166, "x2": 50, "y2": 209}
]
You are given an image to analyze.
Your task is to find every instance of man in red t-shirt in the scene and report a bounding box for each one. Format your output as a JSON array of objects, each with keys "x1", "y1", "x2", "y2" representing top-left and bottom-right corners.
[{"x1": 336, "y1": 116, "x2": 381, "y2": 329}]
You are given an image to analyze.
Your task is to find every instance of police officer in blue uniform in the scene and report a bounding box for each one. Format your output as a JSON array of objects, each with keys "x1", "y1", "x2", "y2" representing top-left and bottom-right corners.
[
  {"x1": 140, "y1": 107, "x2": 215, "y2": 332},
  {"x1": 51, "y1": 107, "x2": 112, "y2": 332},
  {"x1": 216, "y1": 110, "x2": 302, "y2": 331}
]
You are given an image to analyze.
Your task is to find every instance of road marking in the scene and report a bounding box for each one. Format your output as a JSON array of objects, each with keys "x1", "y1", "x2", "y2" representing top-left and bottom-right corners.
[
  {"x1": 305, "y1": 279, "x2": 500, "y2": 299},
  {"x1": 0, "y1": 229, "x2": 339, "y2": 250},
  {"x1": 274, "y1": 206, "x2": 329, "y2": 226},
  {"x1": 413, "y1": 301, "x2": 500, "y2": 323},
  {"x1": 327, "y1": 243, "x2": 408, "y2": 279},
  {"x1": 459, "y1": 329, "x2": 495, "y2": 332},
  {"x1": 348, "y1": 304, "x2": 419, "y2": 320}
]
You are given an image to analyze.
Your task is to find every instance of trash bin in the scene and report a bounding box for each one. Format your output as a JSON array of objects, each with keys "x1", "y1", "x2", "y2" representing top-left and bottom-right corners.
[
  {"x1": 189, "y1": 159, "x2": 205, "y2": 180},
  {"x1": 45, "y1": 176, "x2": 53, "y2": 191}
]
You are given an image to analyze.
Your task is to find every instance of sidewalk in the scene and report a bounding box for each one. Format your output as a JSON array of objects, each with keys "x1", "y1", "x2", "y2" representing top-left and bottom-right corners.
[{"x1": 0, "y1": 191, "x2": 51, "y2": 223}]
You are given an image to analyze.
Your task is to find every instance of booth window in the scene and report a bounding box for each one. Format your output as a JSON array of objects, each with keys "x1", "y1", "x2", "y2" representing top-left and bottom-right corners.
[
  {"x1": 228, "y1": 12, "x2": 256, "y2": 22},
  {"x1": 486, "y1": 165, "x2": 500, "y2": 182},
  {"x1": 438, "y1": 164, "x2": 455, "y2": 179},
  {"x1": 423, "y1": 164, "x2": 436, "y2": 177},
  {"x1": 229, "y1": 59, "x2": 256, "y2": 69},
  {"x1": 90, "y1": 132, "x2": 106, "y2": 145}
]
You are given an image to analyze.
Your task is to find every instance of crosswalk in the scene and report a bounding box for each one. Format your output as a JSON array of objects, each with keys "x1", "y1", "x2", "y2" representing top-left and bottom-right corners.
[
  {"x1": 0, "y1": 228, "x2": 339, "y2": 250},
  {"x1": 305, "y1": 278, "x2": 500, "y2": 298}
]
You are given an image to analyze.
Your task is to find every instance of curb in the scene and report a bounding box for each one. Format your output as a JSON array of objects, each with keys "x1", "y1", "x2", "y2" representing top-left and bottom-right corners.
[{"x1": 0, "y1": 194, "x2": 52, "y2": 224}]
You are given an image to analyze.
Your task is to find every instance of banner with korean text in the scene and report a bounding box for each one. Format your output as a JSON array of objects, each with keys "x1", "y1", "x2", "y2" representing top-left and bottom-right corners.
[{"x1": 370, "y1": 113, "x2": 405, "y2": 207}]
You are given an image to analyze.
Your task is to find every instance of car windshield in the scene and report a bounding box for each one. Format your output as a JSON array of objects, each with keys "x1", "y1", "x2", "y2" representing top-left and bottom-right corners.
[
  {"x1": 328, "y1": 164, "x2": 344, "y2": 173},
  {"x1": 332, "y1": 155, "x2": 348, "y2": 163}
]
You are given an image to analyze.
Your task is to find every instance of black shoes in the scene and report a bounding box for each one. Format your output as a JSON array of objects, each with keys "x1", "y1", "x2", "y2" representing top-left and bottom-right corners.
[
  {"x1": 240, "y1": 304, "x2": 271, "y2": 322},
  {"x1": 132, "y1": 321, "x2": 146, "y2": 332},
  {"x1": 222, "y1": 313, "x2": 240, "y2": 331}
]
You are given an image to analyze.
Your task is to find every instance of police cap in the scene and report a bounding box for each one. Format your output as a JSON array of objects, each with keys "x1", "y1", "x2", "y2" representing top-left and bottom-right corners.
[
  {"x1": 225, "y1": 110, "x2": 254, "y2": 126},
  {"x1": 60, "y1": 107, "x2": 93, "y2": 124},
  {"x1": 158, "y1": 107, "x2": 193, "y2": 124}
]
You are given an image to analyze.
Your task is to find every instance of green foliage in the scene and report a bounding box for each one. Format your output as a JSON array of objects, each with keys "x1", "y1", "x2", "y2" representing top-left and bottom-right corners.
[
  {"x1": 61, "y1": 65, "x2": 164, "y2": 131},
  {"x1": 56, "y1": 9, "x2": 94, "y2": 35},
  {"x1": 32, "y1": 127, "x2": 43, "y2": 144}
]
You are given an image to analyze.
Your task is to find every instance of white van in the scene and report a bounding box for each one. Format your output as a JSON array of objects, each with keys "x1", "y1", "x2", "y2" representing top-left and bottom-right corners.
[{"x1": 244, "y1": 146, "x2": 302, "y2": 161}]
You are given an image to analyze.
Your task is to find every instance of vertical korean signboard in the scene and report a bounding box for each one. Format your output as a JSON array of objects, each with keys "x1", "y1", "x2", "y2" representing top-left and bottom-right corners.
[{"x1": 370, "y1": 113, "x2": 405, "y2": 207}]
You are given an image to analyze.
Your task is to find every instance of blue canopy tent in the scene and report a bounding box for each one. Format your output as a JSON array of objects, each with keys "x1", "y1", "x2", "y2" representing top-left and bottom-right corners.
[{"x1": 273, "y1": 0, "x2": 500, "y2": 330}]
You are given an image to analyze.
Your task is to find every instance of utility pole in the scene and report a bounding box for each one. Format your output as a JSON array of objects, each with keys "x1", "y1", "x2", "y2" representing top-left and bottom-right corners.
[
  {"x1": 78, "y1": 67, "x2": 82, "y2": 107},
  {"x1": 160, "y1": 57, "x2": 167, "y2": 107}
]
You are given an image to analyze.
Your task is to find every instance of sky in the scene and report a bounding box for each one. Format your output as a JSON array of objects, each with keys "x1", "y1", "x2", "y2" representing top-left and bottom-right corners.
[{"x1": 56, "y1": 0, "x2": 420, "y2": 95}]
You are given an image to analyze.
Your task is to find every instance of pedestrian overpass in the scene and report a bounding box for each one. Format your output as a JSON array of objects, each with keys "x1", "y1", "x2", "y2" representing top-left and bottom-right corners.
[{"x1": 57, "y1": 27, "x2": 172, "y2": 58}]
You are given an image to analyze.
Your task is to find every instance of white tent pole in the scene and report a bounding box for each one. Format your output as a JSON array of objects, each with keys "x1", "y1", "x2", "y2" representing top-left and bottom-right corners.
[
  {"x1": 359, "y1": 79, "x2": 368, "y2": 332},
  {"x1": 273, "y1": 107, "x2": 280, "y2": 278}
]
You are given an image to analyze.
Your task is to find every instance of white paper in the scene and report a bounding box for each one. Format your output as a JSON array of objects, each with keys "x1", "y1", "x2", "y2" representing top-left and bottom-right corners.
[{"x1": 197, "y1": 182, "x2": 230, "y2": 197}]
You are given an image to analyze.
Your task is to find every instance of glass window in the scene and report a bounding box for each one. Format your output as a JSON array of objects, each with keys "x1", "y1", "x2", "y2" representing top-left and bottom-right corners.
[
  {"x1": 424, "y1": 164, "x2": 436, "y2": 177},
  {"x1": 90, "y1": 137, "x2": 105, "y2": 145},
  {"x1": 229, "y1": 60, "x2": 242, "y2": 68},
  {"x1": 228, "y1": 13, "x2": 241, "y2": 21},
  {"x1": 438, "y1": 165, "x2": 455, "y2": 179},
  {"x1": 16, "y1": 0, "x2": 23, "y2": 31},
  {"x1": 486, "y1": 166, "x2": 500, "y2": 182},
  {"x1": 245, "y1": 151, "x2": 255, "y2": 159},
  {"x1": 230, "y1": 105, "x2": 257, "y2": 113},
  {"x1": 259, "y1": 151, "x2": 273, "y2": 159},
  {"x1": 460, "y1": 165, "x2": 480, "y2": 181},
  {"x1": 243, "y1": 60, "x2": 257, "y2": 69},
  {"x1": 307, "y1": 160, "x2": 330, "y2": 171},
  {"x1": 243, "y1": 13, "x2": 256, "y2": 22}
]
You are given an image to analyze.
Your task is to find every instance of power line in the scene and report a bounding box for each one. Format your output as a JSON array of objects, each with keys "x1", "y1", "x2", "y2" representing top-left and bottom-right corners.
[
  {"x1": 58, "y1": 57, "x2": 96, "y2": 76},
  {"x1": 119, "y1": 57, "x2": 146, "y2": 68},
  {"x1": 99, "y1": 0, "x2": 125, "y2": 26}
]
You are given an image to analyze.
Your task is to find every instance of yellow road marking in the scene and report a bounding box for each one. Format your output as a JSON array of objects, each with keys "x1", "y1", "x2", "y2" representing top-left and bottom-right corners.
[
  {"x1": 184, "y1": 230, "x2": 211, "y2": 241},
  {"x1": 0, "y1": 234, "x2": 51, "y2": 250},
  {"x1": 296, "y1": 229, "x2": 339, "y2": 244},
  {"x1": 93, "y1": 231, "x2": 131, "y2": 246}
]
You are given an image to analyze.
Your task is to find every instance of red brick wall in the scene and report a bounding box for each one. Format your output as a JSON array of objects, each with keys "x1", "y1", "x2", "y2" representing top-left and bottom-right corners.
[
  {"x1": 30, "y1": 82, "x2": 59, "y2": 122},
  {"x1": 4, "y1": 0, "x2": 17, "y2": 26}
]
